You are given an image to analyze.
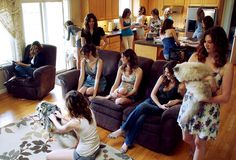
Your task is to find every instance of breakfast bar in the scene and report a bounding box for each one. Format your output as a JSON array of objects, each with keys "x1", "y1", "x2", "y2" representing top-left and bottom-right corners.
[{"x1": 134, "y1": 39, "x2": 164, "y2": 61}]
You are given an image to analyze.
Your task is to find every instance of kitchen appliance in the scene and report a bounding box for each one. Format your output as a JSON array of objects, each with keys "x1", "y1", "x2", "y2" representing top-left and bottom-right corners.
[
  {"x1": 108, "y1": 21, "x2": 114, "y2": 32},
  {"x1": 185, "y1": 7, "x2": 217, "y2": 38}
]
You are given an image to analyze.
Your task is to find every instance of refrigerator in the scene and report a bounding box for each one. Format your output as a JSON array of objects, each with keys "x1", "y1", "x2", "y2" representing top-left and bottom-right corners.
[{"x1": 185, "y1": 7, "x2": 217, "y2": 38}]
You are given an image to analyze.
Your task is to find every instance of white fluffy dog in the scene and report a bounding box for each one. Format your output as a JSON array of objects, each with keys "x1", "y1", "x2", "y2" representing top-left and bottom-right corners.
[{"x1": 173, "y1": 62, "x2": 214, "y2": 124}]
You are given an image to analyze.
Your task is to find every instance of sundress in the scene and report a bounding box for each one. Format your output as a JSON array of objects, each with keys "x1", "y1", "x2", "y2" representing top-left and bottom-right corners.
[
  {"x1": 118, "y1": 71, "x2": 136, "y2": 93},
  {"x1": 177, "y1": 71, "x2": 222, "y2": 140},
  {"x1": 83, "y1": 59, "x2": 106, "y2": 91}
]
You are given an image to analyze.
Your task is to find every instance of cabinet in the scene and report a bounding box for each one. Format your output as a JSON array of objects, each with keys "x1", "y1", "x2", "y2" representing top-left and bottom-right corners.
[
  {"x1": 106, "y1": 0, "x2": 119, "y2": 20},
  {"x1": 104, "y1": 35, "x2": 121, "y2": 52},
  {"x1": 134, "y1": 44, "x2": 163, "y2": 61},
  {"x1": 188, "y1": 0, "x2": 219, "y2": 6},
  {"x1": 163, "y1": 0, "x2": 185, "y2": 6},
  {"x1": 81, "y1": 0, "x2": 119, "y2": 21},
  {"x1": 88, "y1": 0, "x2": 106, "y2": 20}
]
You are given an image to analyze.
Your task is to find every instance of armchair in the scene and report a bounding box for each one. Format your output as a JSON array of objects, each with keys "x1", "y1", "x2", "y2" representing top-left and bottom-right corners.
[{"x1": 4, "y1": 44, "x2": 57, "y2": 100}]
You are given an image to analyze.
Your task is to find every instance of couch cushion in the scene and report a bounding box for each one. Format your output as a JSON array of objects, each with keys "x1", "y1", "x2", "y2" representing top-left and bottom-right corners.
[
  {"x1": 98, "y1": 50, "x2": 121, "y2": 92},
  {"x1": 144, "y1": 60, "x2": 168, "y2": 98},
  {"x1": 91, "y1": 98, "x2": 126, "y2": 120},
  {"x1": 135, "y1": 56, "x2": 153, "y2": 100}
]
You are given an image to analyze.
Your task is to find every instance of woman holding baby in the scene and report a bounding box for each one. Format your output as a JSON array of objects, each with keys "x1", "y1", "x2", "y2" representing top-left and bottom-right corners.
[
  {"x1": 178, "y1": 26, "x2": 234, "y2": 160},
  {"x1": 108, "y1": 61, "x2": 183, "y2": 153}
]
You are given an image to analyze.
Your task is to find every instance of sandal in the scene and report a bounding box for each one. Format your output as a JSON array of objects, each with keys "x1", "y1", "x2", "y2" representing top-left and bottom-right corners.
[
  {"x1": 107, "y1": 129, "x2": 123, "y2": 139},
  {"x1": 120, "y1": 143, "x2": 128, "y2": 153}
]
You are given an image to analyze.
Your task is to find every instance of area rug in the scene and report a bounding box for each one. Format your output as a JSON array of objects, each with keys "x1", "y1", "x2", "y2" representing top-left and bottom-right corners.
[{"x1": 0, "y1": 114, "x2": 132, "y2": 160}]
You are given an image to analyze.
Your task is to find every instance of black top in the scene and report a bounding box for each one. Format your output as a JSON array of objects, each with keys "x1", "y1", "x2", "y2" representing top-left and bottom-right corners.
[
  {"x1": 81, "y1": 27, "x2": 105, "y2": 46},
  {"x1": 157, "y1": 82, "x2": 182, "y2": 104},
  {"x1": 22, "y1": 51, "x2": 45, "y2": 68}
]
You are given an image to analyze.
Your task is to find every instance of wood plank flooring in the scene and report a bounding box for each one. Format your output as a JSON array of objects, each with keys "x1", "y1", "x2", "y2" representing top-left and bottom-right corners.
[{"x1": 0, "y1": 67, "x2": 236, "y2": 160}]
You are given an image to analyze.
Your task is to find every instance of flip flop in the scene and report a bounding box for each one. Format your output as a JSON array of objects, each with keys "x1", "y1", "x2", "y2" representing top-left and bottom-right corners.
[
  {"x1": 107, "y1": 133, "x2": 118, "y2": 139},
  {"x1": 120, "y1": 147, "x2": 128, "y2": 153}
]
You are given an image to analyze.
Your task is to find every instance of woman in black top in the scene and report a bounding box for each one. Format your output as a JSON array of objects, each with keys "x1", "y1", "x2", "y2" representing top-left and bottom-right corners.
[
  {"x1": 14, "y1": 41, "x2": 45, "y2": 78},
  {"x1": 81, "y1": 13, "x2": 108, "y2": 49},
  {"x1": 108, "y1": 61, "x2": 183, "y2": 153}
]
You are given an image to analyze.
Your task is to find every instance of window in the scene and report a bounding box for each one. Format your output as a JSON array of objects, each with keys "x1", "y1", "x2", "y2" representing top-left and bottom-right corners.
[
  {"x1": 22, "y1": 1, "x2": 68, "y2": 71},
  {"x1": 119, "y1": 0, "x2": 132, "y2": 16},
  {"x1": 0, "y1": 23, "x2": 15, "y2": 65}
]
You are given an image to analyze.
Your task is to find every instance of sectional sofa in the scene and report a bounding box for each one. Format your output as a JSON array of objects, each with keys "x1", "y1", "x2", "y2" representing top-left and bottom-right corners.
[{"x1": 57, "y1": 49, "x2": 182, "y2": 155}]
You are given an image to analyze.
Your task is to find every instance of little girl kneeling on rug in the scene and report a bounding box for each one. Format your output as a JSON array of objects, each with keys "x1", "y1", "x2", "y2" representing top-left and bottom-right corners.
[{"x1": 46, "y1": 90, "x2": 100, "y2": 160}]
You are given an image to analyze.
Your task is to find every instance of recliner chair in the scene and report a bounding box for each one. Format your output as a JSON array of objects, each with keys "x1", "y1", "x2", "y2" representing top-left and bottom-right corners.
[{"x1": 4, "y1": 44, "x2": 57, "y2": 100}]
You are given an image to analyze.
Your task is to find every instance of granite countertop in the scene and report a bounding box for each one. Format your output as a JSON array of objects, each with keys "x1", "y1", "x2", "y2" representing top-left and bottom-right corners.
[
  {"x1": 134, "y1": 39, "x2": 163, "y2": 47},
  {"x1": 105, "y1": 28, "x2": 137, "y2": 37}
]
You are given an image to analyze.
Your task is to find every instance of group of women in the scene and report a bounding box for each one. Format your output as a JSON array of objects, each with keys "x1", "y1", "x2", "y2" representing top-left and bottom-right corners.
[{"x1": 42, "y1": 8, "x2": 234, "y2": 160}]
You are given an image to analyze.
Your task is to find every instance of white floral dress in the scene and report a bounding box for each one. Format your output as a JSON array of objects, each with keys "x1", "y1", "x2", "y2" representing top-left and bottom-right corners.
[{"x1": 177, "y1": 72, "x2": 222, "y2": 140}]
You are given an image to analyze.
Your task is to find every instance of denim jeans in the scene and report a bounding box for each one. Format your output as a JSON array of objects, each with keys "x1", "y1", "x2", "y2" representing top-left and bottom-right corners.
[
  {"x1": 15, "y1": 65, "x2": 34, "y2": 78},
  {"x1": 73, "y1": 147, "x2": 100, "y2": 160},
  {"x1": 121, "y1": 98, "x2": 164, "y2": 146}
]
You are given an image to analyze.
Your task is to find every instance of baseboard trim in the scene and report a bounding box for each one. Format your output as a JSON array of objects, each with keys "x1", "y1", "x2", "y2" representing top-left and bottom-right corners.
[{"x1": 0, "y1": 88, "x2": 6, "y2": 94}]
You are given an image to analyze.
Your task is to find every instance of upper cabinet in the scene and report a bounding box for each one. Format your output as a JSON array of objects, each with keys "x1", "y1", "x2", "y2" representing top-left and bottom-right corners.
[
  {"x1": 88, "y1": 0, "x2": 106, "y2": 20},
  {"x1": 188, "y1": 0, "x2": 219, "y2": 6},
  {"x1": 106, "y1": 0, "x2": 119, "y2": 20},
  {"x1": 81, "y1": 0, "x2": 119, "y2": 21},
  {"x1": 163, "y1": 0, "x2": 185, "y2": 6}
]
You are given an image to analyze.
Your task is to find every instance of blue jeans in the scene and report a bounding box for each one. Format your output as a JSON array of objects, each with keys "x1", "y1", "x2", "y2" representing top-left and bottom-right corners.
[
  {"x1": 121, "y1": 98, "x2": 164, "y2": 146},
  {"x1": 73, "y1": 147, "x2": 100, "y2": 160},
  {"x1": 15, "y1": 65, "x2": 35, "y2": 78}
]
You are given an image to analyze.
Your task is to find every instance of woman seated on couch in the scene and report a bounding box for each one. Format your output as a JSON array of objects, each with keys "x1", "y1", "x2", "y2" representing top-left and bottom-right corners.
[
  {"x1": 14, "y1": 41, "x2": 44, "y2": 78},
  {"x1": 108, "y1": 61, "x2": 183, "y2": 153},
  {"x1": 97, "y1": 49, "x2": 143, "y2": 105},
  {"x1": 77, "y1": 43, "x2": 106, "y2": 99}
]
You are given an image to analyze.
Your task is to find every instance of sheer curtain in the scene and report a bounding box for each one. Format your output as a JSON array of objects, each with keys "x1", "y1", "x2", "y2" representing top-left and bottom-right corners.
[{"x1": 0, "y1": 0, "x2": 25, "y2": 60}]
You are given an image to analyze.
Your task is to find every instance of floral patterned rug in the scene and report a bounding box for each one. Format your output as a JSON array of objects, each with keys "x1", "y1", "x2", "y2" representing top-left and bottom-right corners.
[{"x1": 0, "y1": 114, "x2": 132, "y2": 160}]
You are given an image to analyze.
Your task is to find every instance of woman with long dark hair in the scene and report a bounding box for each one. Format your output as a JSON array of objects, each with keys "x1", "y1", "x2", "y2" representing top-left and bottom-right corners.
[
  {"x1": 98, "y1": 49, "x2": 143, "y2": 105},
  {"x1": 178, "y1": 26, "x2": 234, "y2": 160},
  {"x1": 136, "y1": 6, "x2": 147, "y2": 39},
  {"x1": 192, "y1": 7, "x2": 205, "y2": 40},
  {"x1": 46, "y1": 90, "x2": 100, "y2": 160},
  {"x1": 81, "y1": 13, "x2": 108, "y2": 49},
  {"x1": 160, "y1": 19, "x2": 183, "y2": 61},
  {"x1": 148, "y1": 8, "x2": 162, "y2": 36},
  {"x1": 108, "y1": 61, "x2": 183, "y2": 153},
  {"x1": 14, "y1": 41, "x2": 44, "y2": 78},
  {"x1": 77, "y1": 44, "x2": 106, "y2": 99},
  {"x1": 120, "y1": 8, "x2": 135, "y2": 49}
]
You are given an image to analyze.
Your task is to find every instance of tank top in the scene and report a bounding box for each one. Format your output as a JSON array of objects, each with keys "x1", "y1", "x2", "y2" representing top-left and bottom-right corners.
[
  {"x1": 121, "y1": 19, "x2": 133, "y2": 36},
  {"x1": 84, "y1": 59, "x2": 99, "y2": 79},
  {"x1": 118, "y1": 70, "x2": 136, "y2": 93}
]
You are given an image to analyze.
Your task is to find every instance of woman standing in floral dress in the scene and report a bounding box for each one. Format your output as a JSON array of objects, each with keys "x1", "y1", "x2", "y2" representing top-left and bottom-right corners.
[{"x1": 177, "y1": 26, "x2": 234, "y2": 160}]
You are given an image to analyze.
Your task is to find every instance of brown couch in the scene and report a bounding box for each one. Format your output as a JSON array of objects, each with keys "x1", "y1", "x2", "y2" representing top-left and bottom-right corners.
[
  {"x1": 57, "y1": 50, "x2": 182, "y2": 155},
  {"x1": 4, "y1": 44, "x2": 57, "y2": 100}
]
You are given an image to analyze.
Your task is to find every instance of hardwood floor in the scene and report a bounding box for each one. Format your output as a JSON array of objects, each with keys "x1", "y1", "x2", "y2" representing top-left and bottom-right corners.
[{"x1": 0, "y1": 67, "x2": 236, "y2": 160}]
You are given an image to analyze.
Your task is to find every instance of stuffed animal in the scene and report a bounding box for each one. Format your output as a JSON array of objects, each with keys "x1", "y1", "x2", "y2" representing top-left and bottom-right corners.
[
  {"x1": 36, "y1": 101, "x2": 62, "y2": 137},
  {"x1": 173, "y1": 62, "x2": 214, "y2": 125},
  {"x1": 36, "y1": 101, "x2": 78, "y2": 147}
]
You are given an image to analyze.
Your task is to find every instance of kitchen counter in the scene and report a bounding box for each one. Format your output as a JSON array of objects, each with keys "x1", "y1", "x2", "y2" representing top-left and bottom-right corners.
[
  {"x1": 134, "y1": 39, "x2": 164, "y2": 61},
  {"x1": 105, "y1": 28, "x2": 137, "y2": 37},
  {"x1": 134, "y1": 39, "x2": 163, "y2": 47}
]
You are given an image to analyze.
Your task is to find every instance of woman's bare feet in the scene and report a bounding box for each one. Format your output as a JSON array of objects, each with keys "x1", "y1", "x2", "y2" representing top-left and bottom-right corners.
[
  {"x1": 108, "y1": 129, "x2": 123, "y2": 139},
  {"x1": 120, "y1": 142, "x2": 128, "y2": 153}
]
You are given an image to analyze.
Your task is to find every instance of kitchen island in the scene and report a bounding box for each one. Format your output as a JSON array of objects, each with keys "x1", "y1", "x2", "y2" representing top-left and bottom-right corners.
[{"x1": 134, "y1": 39, "x2": 164, "y2": 61}]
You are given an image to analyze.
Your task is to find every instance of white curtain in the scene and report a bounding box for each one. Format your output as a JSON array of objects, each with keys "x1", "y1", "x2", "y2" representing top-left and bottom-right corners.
[{"x1": 0, "y1": 0, "x2": 25, "y2": 60}]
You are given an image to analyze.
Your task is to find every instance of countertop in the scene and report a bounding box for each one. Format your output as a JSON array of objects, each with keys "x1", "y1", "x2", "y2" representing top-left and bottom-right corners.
[
  {"x1": 105, "y1": 28, "x2": 137, "y2": 37},
  {"x1": 134, "y1": 39, "x2": 164, "y2": 47}
]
